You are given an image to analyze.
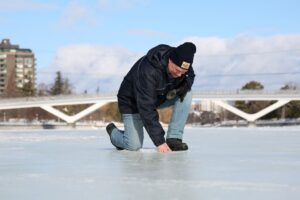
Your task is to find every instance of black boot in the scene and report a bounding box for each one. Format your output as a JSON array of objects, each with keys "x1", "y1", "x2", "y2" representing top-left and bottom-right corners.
[
  {"x1": 166, "y1": 138, "x2": 188, "y2": 151},
  {"x1": 106, "y1": 123, "x2": 124, "y2": 150}
]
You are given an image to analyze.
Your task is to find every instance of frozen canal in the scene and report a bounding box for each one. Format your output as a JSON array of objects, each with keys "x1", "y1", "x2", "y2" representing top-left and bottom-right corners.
[{"x1": 0, "y1": 127, "x2": 300, "y2": 200}]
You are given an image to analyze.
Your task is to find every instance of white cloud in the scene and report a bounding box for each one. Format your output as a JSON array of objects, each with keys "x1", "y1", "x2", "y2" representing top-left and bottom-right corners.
[
  {"x1": 40, "y1": 34, "x2": 300, "y2": 93},
  {"x1": 0, "y1": 0, "x2": 57, "y2": 11},
  {"x1": 40, "y1": 44, "x2": 141, "y2": 93},
  {"x1": 183, "y1": 34, "x2": 300, "y2": 90},
  {"x1": 57, "y1": 0, "x2": 148, "y2": 30},
  {"x1": 59, "y1": 1, "x2": 97, "y2": 29}
]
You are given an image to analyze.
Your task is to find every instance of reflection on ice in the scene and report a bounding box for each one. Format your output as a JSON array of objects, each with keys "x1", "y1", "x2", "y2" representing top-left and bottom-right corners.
[{"x1": 0, "y1": 127, "x2": 300, "y2": 200}]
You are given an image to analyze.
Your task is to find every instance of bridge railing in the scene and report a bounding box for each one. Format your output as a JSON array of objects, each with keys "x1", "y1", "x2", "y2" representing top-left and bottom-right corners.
[
  {"x1": 0, "y1": 93, "x2": 117, "y2": 103},
  {"x1": 0, "y1": 90, "x2": 299, "y2": 123},
  {"x1": 193, "y1": 89, "x2": 300, "y2": 95},
  {"x1": 0, "y1": 90, "x2": 299, "y2": 103}
]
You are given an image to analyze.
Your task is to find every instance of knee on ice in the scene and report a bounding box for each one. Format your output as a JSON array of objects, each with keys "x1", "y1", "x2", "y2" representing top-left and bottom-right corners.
[{"x1": 127, "y1": 142, "x2": 142, "y2": 151}]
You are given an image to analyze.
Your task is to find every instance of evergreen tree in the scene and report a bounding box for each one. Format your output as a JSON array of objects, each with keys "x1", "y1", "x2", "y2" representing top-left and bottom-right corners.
[{"x1": 50, "y1": 71, "x2": 63, "y2": 95}]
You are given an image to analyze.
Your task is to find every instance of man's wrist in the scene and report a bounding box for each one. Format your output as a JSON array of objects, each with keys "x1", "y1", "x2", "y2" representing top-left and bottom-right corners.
[{"x1": 155, "y1": 138, "x2": 166, "y2": 147}]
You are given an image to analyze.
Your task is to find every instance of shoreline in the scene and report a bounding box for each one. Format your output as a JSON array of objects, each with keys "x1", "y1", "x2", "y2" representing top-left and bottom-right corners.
[{"x1": 0, "y1": 120, "x2": 300, "y2": 130}]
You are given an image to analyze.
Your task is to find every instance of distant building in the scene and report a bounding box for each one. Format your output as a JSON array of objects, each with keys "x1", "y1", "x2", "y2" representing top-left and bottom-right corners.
[
  {"x1": 200, "y1": 100, "x2": 223, "y2": 113},
  {"x1": 0, "y1": 39, "x2": 36, "y2": 97}
]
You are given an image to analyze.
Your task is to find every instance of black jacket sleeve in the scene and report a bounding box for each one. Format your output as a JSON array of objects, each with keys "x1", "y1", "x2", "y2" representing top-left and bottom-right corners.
[{"x1": 134, "y1": 59, "x2": 166, "y2": 147}]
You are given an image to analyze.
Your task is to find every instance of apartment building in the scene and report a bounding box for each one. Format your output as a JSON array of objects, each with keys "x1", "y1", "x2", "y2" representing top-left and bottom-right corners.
[{"x1": 0, "y1": 39, "x2": 36, "y2": 96}]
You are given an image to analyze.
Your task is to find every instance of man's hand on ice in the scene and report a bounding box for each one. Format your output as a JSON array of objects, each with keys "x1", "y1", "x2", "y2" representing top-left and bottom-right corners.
[{"x1": 157, "y1": 143, "x2": 172, "y2": 153}]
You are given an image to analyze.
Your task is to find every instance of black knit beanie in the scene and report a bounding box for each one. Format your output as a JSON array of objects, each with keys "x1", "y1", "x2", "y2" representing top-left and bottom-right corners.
[{"x1": 169, "y1": 42, "x2": 196, "y2": 70}]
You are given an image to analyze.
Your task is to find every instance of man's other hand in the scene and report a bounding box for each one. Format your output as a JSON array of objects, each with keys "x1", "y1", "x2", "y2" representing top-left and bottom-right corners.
[{"x1": 157, "y1": 143, "x2": 172, "y2": 153}]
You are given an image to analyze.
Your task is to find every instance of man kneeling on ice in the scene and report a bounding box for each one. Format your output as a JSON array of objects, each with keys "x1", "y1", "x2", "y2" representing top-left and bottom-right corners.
[{"x1": 106, "y1": 42, "x2": 196, "y2": 153}]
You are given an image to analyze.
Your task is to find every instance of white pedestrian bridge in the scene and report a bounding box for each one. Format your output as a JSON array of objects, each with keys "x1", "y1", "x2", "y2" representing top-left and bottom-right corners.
[{"x1": 0, "y1": 90, "x2": 299, "y2": 124}]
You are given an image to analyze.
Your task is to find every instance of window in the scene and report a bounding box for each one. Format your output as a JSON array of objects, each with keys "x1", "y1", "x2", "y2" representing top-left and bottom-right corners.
[
  {"x1": 24, "y1": 58, "x2": 33, "y2": 65},
  {"x1": 16, "y1": 64, "x2": 23, "y2": 69},
  {"x1": 17, "y1": 83, "x2": 23, "y2": 88},
  {"x1": 16, "y1": 73, "x2": 24, "y2": 78},
  {"x1": 16, "y1": 58, "x2": 23, "y2": 63}
]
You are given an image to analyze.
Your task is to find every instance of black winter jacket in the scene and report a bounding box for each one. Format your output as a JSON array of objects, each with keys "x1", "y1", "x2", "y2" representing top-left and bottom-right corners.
[{"x1": 117, "y1": 44, "x2": 195, "y2": 146}]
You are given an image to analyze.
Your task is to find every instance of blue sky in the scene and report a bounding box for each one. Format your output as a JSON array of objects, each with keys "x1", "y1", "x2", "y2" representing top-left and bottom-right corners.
[{"x1": 1, "y1": 0, "x2": 300, "y2": 92}]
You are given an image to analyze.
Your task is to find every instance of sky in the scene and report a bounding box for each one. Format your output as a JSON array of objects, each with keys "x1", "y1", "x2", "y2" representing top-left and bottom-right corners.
[{"x1": 1, "y1": 0, "x2": 300, "y2": 93}]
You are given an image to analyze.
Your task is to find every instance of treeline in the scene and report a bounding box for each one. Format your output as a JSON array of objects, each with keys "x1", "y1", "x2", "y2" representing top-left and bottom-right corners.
[
  {"x1": 43, "y1": 72, "x2": 121, "y2": 122},
  {"x1": 1, "y1": 71, "x2": 72, "y2": 98},
  {"x1": 1, "y1": 73, "x2": 300, "y2": 123},
  {"x1": 186, "y1": 81, "x2": 300, "y2": 125},
  {"x1": 234, "y1": 81, "x2": 300, "y2": 119},
  {"x1": 0, "y1": 71, "x2": 112, "y2": 122}
]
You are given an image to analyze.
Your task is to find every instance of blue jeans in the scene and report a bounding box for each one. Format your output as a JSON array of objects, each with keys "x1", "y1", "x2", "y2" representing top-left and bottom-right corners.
[{"x1": 111, "y1": 91, "x2": 192, "y2": 151}]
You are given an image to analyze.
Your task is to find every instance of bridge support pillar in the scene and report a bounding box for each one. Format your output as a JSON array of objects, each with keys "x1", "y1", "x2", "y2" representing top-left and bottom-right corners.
[
  {"x1": 213, "y1": 100, "x2": 291, "y2": 123},
  {"x1": 40, "y1": 102, "x2": 107, "y2": 124}
]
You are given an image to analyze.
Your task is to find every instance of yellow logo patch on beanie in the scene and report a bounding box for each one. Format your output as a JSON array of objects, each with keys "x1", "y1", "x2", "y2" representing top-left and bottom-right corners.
[{"x1": 181, "y1": 61, "x2": 190, "y2": 70}]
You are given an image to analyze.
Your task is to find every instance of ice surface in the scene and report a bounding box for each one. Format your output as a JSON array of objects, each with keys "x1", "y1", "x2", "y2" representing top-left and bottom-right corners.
[{"x1": 0, "y1": 127, "x2": 300, "y2": 200}]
